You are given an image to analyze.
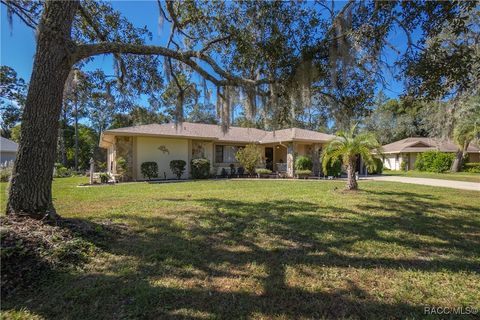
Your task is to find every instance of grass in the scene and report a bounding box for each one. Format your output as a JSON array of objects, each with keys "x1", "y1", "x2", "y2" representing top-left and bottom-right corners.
[
  {"x1": 382, "y1": 169, "x2": 480, "y2": 183},
  {"x1": 1, "y1": 177, "x2": 480, "y2": 319}
]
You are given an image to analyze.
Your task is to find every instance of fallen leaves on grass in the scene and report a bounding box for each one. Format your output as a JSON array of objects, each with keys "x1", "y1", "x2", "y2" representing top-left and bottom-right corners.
[{"x1": 0, "y1": 215, "x2": 97, "y2": 296}]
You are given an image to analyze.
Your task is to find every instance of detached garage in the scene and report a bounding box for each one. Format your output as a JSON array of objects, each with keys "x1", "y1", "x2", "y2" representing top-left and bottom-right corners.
[{"x1": 381, "y1": 137, "x2": 480, "y2": 170}]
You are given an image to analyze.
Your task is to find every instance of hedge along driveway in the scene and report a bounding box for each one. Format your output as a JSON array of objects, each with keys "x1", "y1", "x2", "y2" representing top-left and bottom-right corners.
[{"x1": 370, "y1": 175, "x2": 480, "y2": 191}]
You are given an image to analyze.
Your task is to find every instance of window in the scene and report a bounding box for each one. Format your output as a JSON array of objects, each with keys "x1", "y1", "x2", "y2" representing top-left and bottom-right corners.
[
  {"x1": 215, "y1": 145, "x2": 242, "y2": 163},
  {"x1": 215, "y1": 145, "x2": 223, "y2": 163}
]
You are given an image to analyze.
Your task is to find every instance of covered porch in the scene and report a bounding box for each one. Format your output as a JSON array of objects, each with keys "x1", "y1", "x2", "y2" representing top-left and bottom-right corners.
[{"x1": 260, "y1": 142, "x2": 324, "y2": 177}]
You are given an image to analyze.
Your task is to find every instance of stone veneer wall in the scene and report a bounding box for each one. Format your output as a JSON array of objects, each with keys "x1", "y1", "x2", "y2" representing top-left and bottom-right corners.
[
  {"x1": 115, "y1": 136, "x2": 133, "y2": 181},
  {"x1": 191, "y1": 141, "x2": 207, "y2": 159}
]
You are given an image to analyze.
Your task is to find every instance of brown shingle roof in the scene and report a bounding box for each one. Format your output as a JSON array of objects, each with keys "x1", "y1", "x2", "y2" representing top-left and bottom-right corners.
[
  {"x1": 100, "y1": 122, "x2": 335, "y2": 147},
  {"x1": 260, "y1": 128, "x2": 335, "y2": 143},
  {"x1": 382, "y1": 137, "x2": 480, "y2": 154}
]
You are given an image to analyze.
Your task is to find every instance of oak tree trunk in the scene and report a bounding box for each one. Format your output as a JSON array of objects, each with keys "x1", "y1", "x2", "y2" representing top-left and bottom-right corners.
[
  {"x1": 6, "y1": 0, "x2": 79, "y2": 219},
  {"x1": 346, "y1": 158, "x2": 358, "y2": 190},
  {"x1": 60, "y1": 104, "x2": 68, "y2": 166}
]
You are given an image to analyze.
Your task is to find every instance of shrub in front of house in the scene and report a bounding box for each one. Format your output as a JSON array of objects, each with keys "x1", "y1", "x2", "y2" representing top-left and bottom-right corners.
[
  {"x1": 236, "y1": 144, "x2": 261, "y2": 175},
  {"x1": 116, "y1": 157, "x2": 129, "y2": 180},
  {"x1": 323, "y1": 158, "x2": 342, "y2": 177},
  {"x1": 0, "y1": 167, "x2": 11, "y2": 182},
  {"x1": 415, "y1": 151, "x2": 455, "y2": 173},
  {"x1": 296, "y1": 169, "x2": 312, "y2": 178},
  {"x1": 53, "y1": 163, "x2": 73, "y2": 178},
  {"x1": 463, "y1": 162, "x2": 480, "y2": 173},
  {"x1": 415, "y1": 151, "x2": 436, "y2": 171},
  {"x1": 191, "y1": 158, "x2": 210, "y2": 179},
  {"x1": 256, "y1": 168, "x2": 272, "y2": 177},
  {"x1": 237, "y1": 166, "x2": 245, "y2": 175},
  {"x1": 141, "y1": 162, "x2": 158, "y2": 180},
  {"x1": 221, "y1": 168, "x2": 228, "y2": 177},
  {"x1": 431, "y1": 152, "x2": 455, "y2": 172},
  {"x1": 400, "y1": 160, "x2": 408, "y2": 171},
  {"x1": 99, "y1": 172, "x2": 110, "y2": 183},
  {"x1": 170, "y1": 160, "x2": 186, "y2": 179},
  {"x1": 0, "y1": 161, "x2": 13, "y2": 182},
  {"x1": 295, "y1": 156, "x2": 313, "y2": 170},
  {"x1": 368, "y1": 158, "x2": 384, "y2": 174}
]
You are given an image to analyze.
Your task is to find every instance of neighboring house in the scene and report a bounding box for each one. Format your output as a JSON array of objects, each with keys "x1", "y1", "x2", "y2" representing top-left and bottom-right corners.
[
  {"x1": 0, "y1": 137, "x2": 18, "y2": 164},
  {"x1": 381, "y1": 137, "x2": 480, "y2": 170},
  {"x1": 99, "y1": 122, "x2": 335, "y2": 180}
]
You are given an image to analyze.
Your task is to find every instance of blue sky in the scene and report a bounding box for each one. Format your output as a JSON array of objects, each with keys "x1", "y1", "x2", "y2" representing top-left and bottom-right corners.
[{"x1": 1, "y1": 1, "x2": 408, "y2": 105}]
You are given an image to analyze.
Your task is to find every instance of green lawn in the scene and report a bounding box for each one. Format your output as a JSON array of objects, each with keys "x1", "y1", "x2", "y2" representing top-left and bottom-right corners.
[
  {"x1": 382, "y1": 169, "x2": 480, "y2": 183},
  {"x1": 2, "y1": 177, "x2": 480, "y2": 319}
]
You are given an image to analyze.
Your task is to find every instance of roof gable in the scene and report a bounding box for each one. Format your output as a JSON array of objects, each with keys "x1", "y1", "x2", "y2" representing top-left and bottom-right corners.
[{"x1": 408, "y1": 141, "x2": 432, "y2": 148}]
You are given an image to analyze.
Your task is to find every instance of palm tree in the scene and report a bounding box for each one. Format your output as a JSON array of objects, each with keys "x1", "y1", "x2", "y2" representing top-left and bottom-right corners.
[{"x1": 322, "y1": 125, "x2": 382, "y2": 190}]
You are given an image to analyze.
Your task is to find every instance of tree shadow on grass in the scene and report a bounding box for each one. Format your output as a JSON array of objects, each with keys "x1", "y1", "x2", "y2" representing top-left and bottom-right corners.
[{"x1": 2, "y1": 195, "x2": 479, "y2": 319}]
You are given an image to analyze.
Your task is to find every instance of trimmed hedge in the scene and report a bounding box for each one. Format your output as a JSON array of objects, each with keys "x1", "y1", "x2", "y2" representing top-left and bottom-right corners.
[
  {"x1": 141, "y1": 162, "x2": 158, "y2": 180},
  {"x1": 170, "y1": 160, "x2": 186, "y2": 179},
  {"x1": 296, "y1": 169, "x2": 312, "y2": 177},
  {"x1": 463, "y1": 162, "x2": 480, "y2": 173},
  {"x1": 256, "y1": 168, "x2": 272, "y2": 175},
  {"x1": 415, "y1": 151, "x2": 455, "y2": 173},
  {"x1": 295, "y1": 156, "x2": 313, "y2": 170},
  {"x1": 191, "y1": 158, "x2": 210, "y2": 179}
]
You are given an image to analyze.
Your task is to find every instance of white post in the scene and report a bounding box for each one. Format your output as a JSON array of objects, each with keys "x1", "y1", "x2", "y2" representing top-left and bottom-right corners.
[
  {"x1": 287, "y1": 142, "x2": 295, "y2": 178},
  {"x1": 89, "y1": 158, "x2": 95, "y2": 185}
]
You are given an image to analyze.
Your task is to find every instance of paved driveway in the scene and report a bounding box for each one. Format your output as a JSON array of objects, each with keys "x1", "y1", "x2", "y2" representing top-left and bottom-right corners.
[{"x1": 369, "y1": 176, "x2": 480, "y2": 191}]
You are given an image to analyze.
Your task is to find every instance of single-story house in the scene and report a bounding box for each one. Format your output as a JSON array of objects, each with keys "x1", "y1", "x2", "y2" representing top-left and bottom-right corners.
[
  {"x1": 0, "y1": 137, "x2": 18, "y2": 164},
  {"x1": 381, "y1": 137, "x2": 480, "y2": 170},
  {"x1": 99, "y1": 122, "x2": 335, "y2": 180}
]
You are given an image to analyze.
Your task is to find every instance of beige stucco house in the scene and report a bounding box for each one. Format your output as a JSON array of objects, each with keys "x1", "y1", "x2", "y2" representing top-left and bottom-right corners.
[
  {"x1": 381, "y1": 137, "x2": 480, "y2": 170},
  {"x1": 99, "y1": 122, "x2": 335, "y2": 180}
]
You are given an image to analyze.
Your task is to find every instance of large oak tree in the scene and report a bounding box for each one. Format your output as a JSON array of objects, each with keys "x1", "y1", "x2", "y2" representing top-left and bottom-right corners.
[{"x1": 3, "y1": 0, "x2": 477, "y2": 218}]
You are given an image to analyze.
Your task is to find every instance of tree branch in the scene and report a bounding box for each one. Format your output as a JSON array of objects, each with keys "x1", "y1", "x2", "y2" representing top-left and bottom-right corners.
[
  {"x1": 200, "y1": 35, "x2": 231, "y2": 53},
  {"x1": 164, "y1": 0, "x2": 198, "y2": 40},
  {"x1": 77, "y1": 4, "x2": 127, "y2": 86},
  {"x1": 74, "y1": 42, "x2": 274, "y2": 87},
  {"x1": 392, "y1": 16, "x2": 423, "y2": 51},
  {"x1": 1, "y1": 0, "x2": 38, "y2": 30}
]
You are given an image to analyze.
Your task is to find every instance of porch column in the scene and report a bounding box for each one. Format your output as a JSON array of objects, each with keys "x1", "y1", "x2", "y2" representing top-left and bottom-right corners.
[
  {"x1": 287, "y1": 142, "x2": 296, "y2": 177},
  {"x1": 312, "y1": 143, "x2": 321, "y2": 176}
]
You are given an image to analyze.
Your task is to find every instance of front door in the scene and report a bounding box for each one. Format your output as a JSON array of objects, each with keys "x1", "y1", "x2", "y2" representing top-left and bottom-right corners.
[{"x1": 265, "y1": 147, "x2": 274, "y2": 171}]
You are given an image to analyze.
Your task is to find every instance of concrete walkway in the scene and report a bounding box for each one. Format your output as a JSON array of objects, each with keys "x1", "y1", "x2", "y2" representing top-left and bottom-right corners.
[{"x1": 369, "y1": 175, "x2": 480, "y2": 191}]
